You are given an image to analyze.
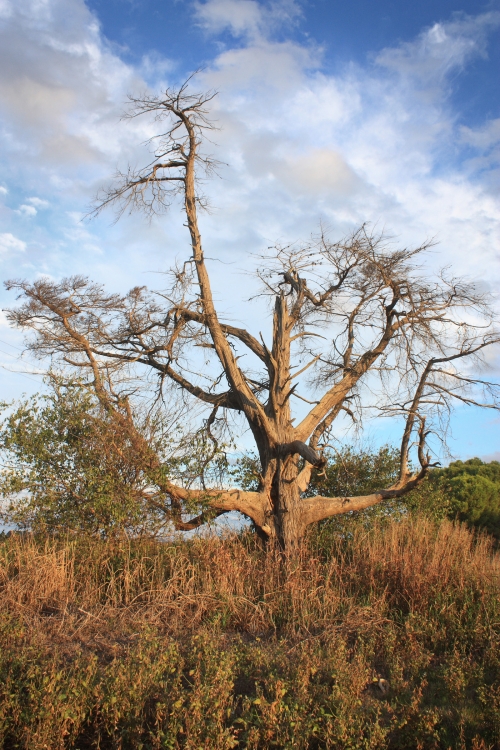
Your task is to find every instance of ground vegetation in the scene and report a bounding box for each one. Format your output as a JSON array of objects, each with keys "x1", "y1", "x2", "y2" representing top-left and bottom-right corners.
[{"x1": 0, "y1": 518, "x2": 499, "y2": 748}]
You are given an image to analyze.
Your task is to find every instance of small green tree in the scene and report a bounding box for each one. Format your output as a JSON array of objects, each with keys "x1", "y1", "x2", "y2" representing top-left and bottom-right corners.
[
  {"x1": 424, "y1": 458, "x2": 500, "y2": 539},
  {"x1": 306, "y1": 445, "x2": 405, "y2": 540},
  {"x1": 306, "y1": 445, "x2": 401, "y2": 499},
  {"x1": 0, "y1": 380, "x2": 227, "y2": 536}
]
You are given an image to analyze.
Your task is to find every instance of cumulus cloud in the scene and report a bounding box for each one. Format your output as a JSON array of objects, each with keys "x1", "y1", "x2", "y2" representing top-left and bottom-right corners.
[
  {"x1": 0, "y1": 0, "x2": 498, "y2": 317},
  {"x1": 0, "y1": 0, "x2": 12, "y2": 19},
  {"x1": 189, "y1": 10, "x2": 500, "y2": 287},
  {"x1": 375, "y1": 11, "x2": 500, "y2": 85},
  {"x1": 461, "y1": 118, "x2": 500, "y2": 150},
  {"x1": 17, "y1": 204, "x2": 38, "y2": 217},
  {"x1": 0, "y1": 233, "x2": 26, "y2": 255},
  {"x1": 195, "y1": 0, "x2": 263, "y2": 38},
  {"x1": 27, "y1": 197, "x2": 50, "y2": 208},
  {"x1": 459, "y1": 118, "x2": 500, "y2": 188},
  {"x1": 194, "y1": 0, "x2": 302, "y2": 41},
  {"x1": 0, "y1": 0, "x2": 169, "y2": 295},
  {"x1": 272, "y1": 149, "x2": 361, "y2": 196},
  {"x1": 0, "y1": 0, "x2": 145, "y2": 177}
]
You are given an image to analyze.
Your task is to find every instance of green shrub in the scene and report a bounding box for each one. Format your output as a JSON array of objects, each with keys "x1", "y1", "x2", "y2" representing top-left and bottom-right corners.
[
  {"x1": 0, "y1": 383, "x2": 164, "y2": 536},
  {"x1": 0, "y1": 381, "x2": 228, "y2": 538},
  {"x1": 429, "y1": 458, "x2": 500, "y2": 539}
]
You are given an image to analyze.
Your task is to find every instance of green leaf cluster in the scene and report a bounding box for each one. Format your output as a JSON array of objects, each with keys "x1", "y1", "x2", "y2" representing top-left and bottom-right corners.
[
  {"x1": 0, "y1": 383, "x2": 164, "y2": 536},
  {"x1": 425, "y1": 458, "x2": 500, "y2": 539},
  {"x1": 306, "y1": 445, "x2": 408, "y2": 540},
  {"x1": 0, "y1": 380, "x2": 233, "y2": 537},
  {"x1": 307, "y1": 445, "x2": 401, "y2": 499}
]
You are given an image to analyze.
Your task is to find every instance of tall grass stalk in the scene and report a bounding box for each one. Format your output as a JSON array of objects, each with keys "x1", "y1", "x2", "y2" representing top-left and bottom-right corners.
[{"x1": 0, "y1": 517, "x2": 499, "y2": 748}]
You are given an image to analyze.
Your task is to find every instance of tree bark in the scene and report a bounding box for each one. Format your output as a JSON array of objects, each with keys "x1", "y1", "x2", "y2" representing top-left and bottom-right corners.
[
  {"x1": 271, "y1": 455, "x2": 305, "y2": 549},
  {"x1": 9, "y1": 84, "x2": 495, "y2": 553}
]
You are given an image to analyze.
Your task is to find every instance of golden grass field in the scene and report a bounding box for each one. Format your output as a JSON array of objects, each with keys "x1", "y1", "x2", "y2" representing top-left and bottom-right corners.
[{"x1": 0, "y1": 517, "x2": 499, "y2": 749}]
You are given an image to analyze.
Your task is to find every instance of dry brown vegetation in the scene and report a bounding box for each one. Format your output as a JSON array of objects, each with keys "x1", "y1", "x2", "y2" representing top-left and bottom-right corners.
[{"x1": 1, "y1": 517, "x2": 500, "y2": 748}]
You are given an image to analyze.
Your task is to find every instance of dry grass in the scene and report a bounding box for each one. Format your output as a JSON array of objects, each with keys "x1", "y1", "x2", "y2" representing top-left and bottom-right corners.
[{"x1": 0, "y1": 517, "x2": 499, "y2": 748}]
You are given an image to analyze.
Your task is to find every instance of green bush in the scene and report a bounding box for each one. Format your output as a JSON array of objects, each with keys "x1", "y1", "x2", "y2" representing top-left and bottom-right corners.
[
  {"x1": 426, "y1": 458, "x2": 500, "y2": 539},
  {"x1": 0, "y1": 379, "x2": 231, "y2": 537},
  {"x1": 0, "y1": 383, "x2": 166, "y2": 536}
]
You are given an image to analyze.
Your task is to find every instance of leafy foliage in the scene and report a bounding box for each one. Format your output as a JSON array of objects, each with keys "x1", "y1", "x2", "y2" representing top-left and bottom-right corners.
[
  {"x1": 233, "y1": 448, "x2": 500, "y2": 543},
  {"x1": 306, "y1": 445, "x2": 408, "y2": 541},
  {"x1": 425, "y1": 458, "x2": 500, "y2": 539},
  {"x1": 0, "y1": 381, "x2": 228, "y2": 536},
  {"x1": 0, "y1": 383, "x2": 158, "y2": 535},
  {"x1": 307, "y1": 445, "x2": 401, "y2": 497}
]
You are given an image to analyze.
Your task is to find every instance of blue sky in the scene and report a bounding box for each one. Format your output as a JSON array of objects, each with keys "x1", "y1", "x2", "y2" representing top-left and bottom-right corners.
[
  {"x1": 0, "y1": 0, "x2": 499, "y2": 461},
  {"x1": 87, "y1": 0, "x2": 500, "y2": 127}
]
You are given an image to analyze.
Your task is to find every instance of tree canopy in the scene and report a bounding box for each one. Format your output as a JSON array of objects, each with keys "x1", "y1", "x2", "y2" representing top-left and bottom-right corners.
[
  {"x1": 4, "y1": 81, "x2": 500, "y2": 548},
  {"x1": 426, "y1": 458, "x2": 500, "y2": 539}
]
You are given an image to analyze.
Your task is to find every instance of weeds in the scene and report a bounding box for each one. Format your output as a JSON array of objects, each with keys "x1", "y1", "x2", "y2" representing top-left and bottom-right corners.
[{"x1": 0, "y1": 517, "x2": 499, "y2": 748}]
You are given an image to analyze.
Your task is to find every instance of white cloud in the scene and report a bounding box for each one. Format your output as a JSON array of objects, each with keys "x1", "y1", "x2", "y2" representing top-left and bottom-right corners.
[
  {"x1": 0, "y1": 0, "x2": 498, "y2": 324},
  {"x1": 272, "y1": 149, "x2": 361, "y2": 196},
  {"x1": 0, "y1": 232, "x2": 27, "y2": 254},
  {"x1": 375, "y1": 12, "x2": 500, "y2": 85},
  {"x1": 0, "y1": 0, "x2": 12, "y2": 19},
  {"x1": 17, "y1": 204, "x2": 38, "y2": 217},
  {"x1": 196, "y1": 0, "x2": 262, "y2": 38},
  {"x1": 0, "y1": 0, "x2": 145, "y2": 174},
  {"x1": 27, "y1": 196, "x2": 50, "y2": 208},
  {"x1": 459, "y1": 118, "x2": 500, "y2": 186},
  {"x1": 139, "y1": 51, "x2": 175, "y2": 83},
  {"x1": 0, "y1": 186, "x2": 7, "y2": 196},
  {"x1": 194, "y1": 0, "x2": 302, "y2": 41},
  {"x1": 0, "y1": 0, "x2": 165, "y2": 293},
  {"x1": 460, "y1": 118, "x2": 500, "y2": 150},
  {"x1": 62, "y1": 210, "x2": 103, "y2": 254},
  {"x1": 189, "y1": 10, "x2": 500, "y2": 289}
]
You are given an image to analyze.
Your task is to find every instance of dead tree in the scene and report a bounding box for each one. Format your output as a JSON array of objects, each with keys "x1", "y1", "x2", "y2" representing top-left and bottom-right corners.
[{"x1": 6, "y1": 82, "x2": 500, "y2": 549}]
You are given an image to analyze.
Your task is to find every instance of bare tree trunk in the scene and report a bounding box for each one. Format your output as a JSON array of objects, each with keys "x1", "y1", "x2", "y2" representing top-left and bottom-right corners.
[
  {"x1": 256, "y1": 450, "x2": 305, "y2": 550},
  {"x1": 8, "y1": 82, "x2": 498, "y2": 553},
  {"x1": 271, "y1": 456, "x2": 304, "y2": 550}
]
